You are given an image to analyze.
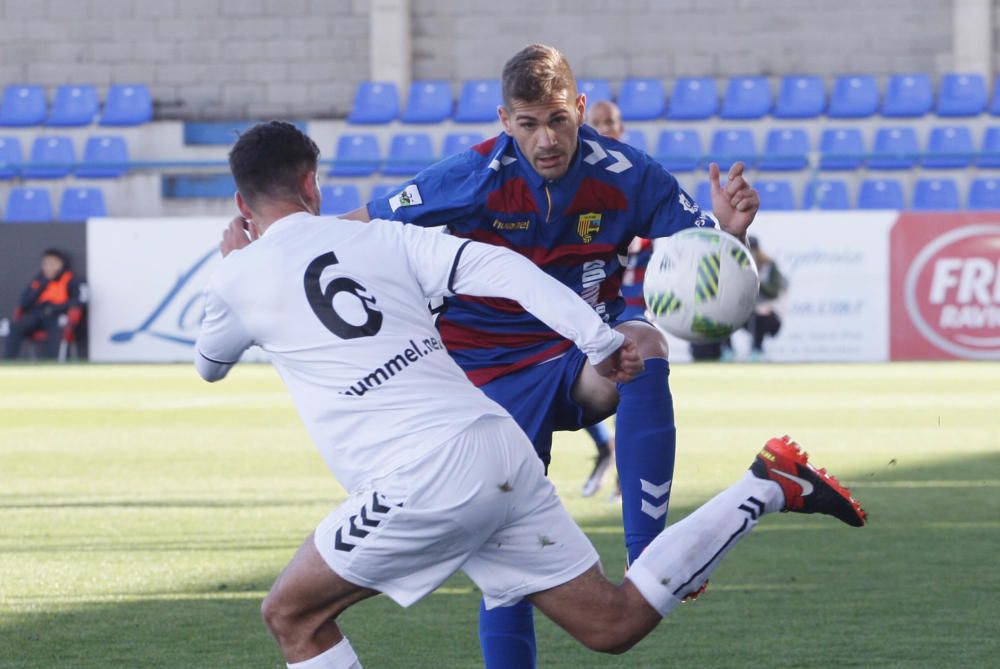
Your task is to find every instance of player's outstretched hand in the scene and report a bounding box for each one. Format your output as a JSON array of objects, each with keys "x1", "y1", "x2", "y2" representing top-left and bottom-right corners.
[
  {"x1": 594, "y1": 337, "x2": 644, "y2": 383},
  {"x1": 220, "y1": 216, "x2": 258, "y2": 257},
  {"x1": 709, "y1": 161, "x2": 759, "y2": 242}
]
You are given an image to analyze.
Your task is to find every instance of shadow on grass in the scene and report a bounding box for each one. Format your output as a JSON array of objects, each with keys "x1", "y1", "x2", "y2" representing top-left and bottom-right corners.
[{"x1": 2, "y1": 453, "x2": 999, "y2": 669}]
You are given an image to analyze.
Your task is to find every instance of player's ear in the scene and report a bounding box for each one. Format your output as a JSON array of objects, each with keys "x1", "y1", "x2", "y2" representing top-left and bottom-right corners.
[
  {"x1": 235, "y1": 191, "x2": 253, "y2": 221},
  {"x1": 575, "y1": 93, "x2": 586, "y2": 127},
  {"x1": 498, "y1": 105, "x2": 512, "y2": 135},
  {"x1": 301, "y1": 170, "x2": 321, "y2": 213}
]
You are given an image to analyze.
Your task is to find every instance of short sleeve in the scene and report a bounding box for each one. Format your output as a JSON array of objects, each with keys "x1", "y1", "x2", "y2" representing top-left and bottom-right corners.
[
  {"x1": 366, "y1": 151, "x2": 485, "y2": 228},
  {"x1": 635, "y1": 159, "x2": 714, "y2": 239},
  {"x1": 390, "y1": 222, "x2": 470, "y2": 298},
  {"x1": 195, "y1": 278, "x2": 254, "y2": 372}
]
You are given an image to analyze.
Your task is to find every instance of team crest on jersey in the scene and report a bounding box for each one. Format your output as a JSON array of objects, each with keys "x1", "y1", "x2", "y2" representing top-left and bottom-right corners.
[
  {"x1": 389, "y1": 184, "x2": 423, "y2": 212},
  {"x1": 577, "y1": 213, "x2": 602, "y2": 243},
  {"x1": 679, "y1": 191, "x2": 699, "y2": 215}
]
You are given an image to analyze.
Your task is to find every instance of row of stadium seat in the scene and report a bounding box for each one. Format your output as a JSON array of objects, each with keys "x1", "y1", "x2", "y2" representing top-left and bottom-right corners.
[
  {"x1": 0, "y1": 135, "x2": 129, "y2": 179},
  {"x1": 349, "y1": 73, "x2": 1000, "y2": 124},
  {"x1": 1, "y1": 186, "x2": 107, "y2": 222},
  {"x1": 0, "y1": 84, "x2": 153, "y2": 127}
]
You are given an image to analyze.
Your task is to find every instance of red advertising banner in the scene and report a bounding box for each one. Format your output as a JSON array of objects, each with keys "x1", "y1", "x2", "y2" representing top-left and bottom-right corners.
[{"x1": 891, "y1": 213, "x2": 1000, "y2": 360}]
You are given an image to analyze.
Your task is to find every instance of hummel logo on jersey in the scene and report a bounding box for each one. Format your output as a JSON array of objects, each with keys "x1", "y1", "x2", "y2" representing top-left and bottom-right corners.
[
  {"x1": 581, "y1": 140, "x2": 633, "y2": 173},
  {"x1": 771, "y1": 469, "x2": 815, "y2": 496},
  {"x1": 333, "y1": 491, "x2": 403, "y2": 552}
]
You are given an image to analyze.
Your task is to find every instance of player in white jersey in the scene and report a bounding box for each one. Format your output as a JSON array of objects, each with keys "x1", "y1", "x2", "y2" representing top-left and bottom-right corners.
[{"x1": 197, "y1": 122, "x2": 867, "y2": 669}]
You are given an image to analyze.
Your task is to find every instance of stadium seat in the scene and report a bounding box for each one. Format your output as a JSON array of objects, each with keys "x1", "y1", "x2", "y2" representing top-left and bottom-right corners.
[
  {"x1": 666, "y1": 77, "x2": 717, "y2": 120},
  {"x1": 989, "y1": 75, "x2": 1000, "y2": 116},
  {"x1": 577, "y1": 79, "x2": 612, "y2": 104},
  {"x1": 328, "y1": 133, "x2": 380, "y2": 177},
  {"x1": 47, "y1": 85, "x2": 99, "y2": 126},
  {"x1": 99, "y1": 84, "x2": 153, "y2": 125},
  {"x1": 819, "y1": 127, "x2": 865, "y2": 170},
  {"x1": 617, "y1": 78, "x2": 666, "y2": 120},
  {"x1": 755, "y1": 179, "x2": 796, "y2": 210},
  {"x1": 370, "y1": 183, "x2": 401, "y2": 201},
  {"x1": 936, "y1": 73, "x2": 987, "y2": 117},
  {"x1": 23, "y1": 136, "x2": 75, "y2": 179},
  {"x1": 967, "y1": 177, "x2": 1000, "y2": 210},
  {"x1": 4, "y1": 187, "x2": 53, "y2": 222},
  {"x1": 857, "y1": 178, "x2": 905, "y2": 209},
  {"x1": 0, "y1": 136, "x2": 23, "y2": 179},
  {"x1": 774, "y1": 75, "x2": 825, "y2": 118},
  {"x1": 401, "y1": 80, "x2": 453, "y2": 123},
  {"x1": 869, "y1": 127, "x2": 919, "y2": 169},
  {"x1": 347, "y1": 81, "x2": 400, "y2": 124},
  {"x1": 454, "y1": 80, "x2": 502, "y2": 123},
  {"x1": 720, "y1": 76, "x2": 771, "y2": 119},
  {"x1": 758, "y1": 128, "x2": 810, "y2": 171},
  {"x1": 694, "y1": 181, "x2": 713, "y2": 211},
  {"x1": 709, "y1": 128, "x2": 756, "y2": 170},
  {"x1": 320, "y1": 184, "x2": 361, "y2": 215},
  {"x1": 77, "y1": 135, "x2": 129, "y2": 178},
  {"x1": 923, "y1": 126, "x2": 973, "y2": 168},
  {"x1": 0, "y1": 85, "x2": 47, "y2": 126},
  {"x1": 384, "y1": 132, "x2": 435, "y2": 176},
  {"x1": 655, "y1": 129, "x2": 702, "y2": 172},
  {"x1": 882, "y1": 74, "x2": 933, "y2": 117},
  {"x1": 912, "y1": 178, "x2": 960, "y2": 211},
  {"x1": 619, "y1": 129, "x2": 647, "y2": 152},
  {"x1": 441, "y1": 132, "x2": 484, "y2": 157},
  {"x1": 803, "y1": 179, "x2": 851, "y2": 210},
  {"x1": 59, "y1": 187, "x2": 107, "y2": 222},
  {"x1": 161, "y1": 173, "x2": 235, "y2": 198},
  {"x1": 978, "y1": 126, "x2": 1000, "y2": 167},
  {"x1": 828, "y1": 75, "x2": 879, "y2": 118}
]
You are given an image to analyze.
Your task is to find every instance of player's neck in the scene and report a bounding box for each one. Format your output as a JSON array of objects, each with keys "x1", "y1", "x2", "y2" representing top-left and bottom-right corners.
[{"x1": 249, "y1": 202, "x2": 316, "y2": 235}]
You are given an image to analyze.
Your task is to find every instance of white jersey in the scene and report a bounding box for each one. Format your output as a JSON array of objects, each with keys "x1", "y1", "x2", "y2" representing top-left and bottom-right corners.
[{"x1": 196, "y1": 212, "x2": 623, "y2": 492}]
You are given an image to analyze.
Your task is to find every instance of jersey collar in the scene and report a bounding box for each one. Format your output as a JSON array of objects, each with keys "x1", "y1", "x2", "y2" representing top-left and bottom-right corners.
[{"x1": 263, "y1": 210, "x2": 315, "y2": 237}]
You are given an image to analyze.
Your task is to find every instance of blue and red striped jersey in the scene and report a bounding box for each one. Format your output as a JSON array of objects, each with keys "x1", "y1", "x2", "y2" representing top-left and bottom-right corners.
[{"x1": 367, "y1": 124, "x2": 710, "y2": 385}]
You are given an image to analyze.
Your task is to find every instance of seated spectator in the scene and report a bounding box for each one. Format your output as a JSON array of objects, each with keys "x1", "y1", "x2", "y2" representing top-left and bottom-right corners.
[{"x1": 3, "y1": 249, "x2": 83, "y2": 360}]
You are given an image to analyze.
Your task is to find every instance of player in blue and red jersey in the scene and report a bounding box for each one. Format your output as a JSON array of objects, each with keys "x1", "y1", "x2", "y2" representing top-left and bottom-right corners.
[{"x1": 351, "y1": 44, "x2": 760, "y2": 669}]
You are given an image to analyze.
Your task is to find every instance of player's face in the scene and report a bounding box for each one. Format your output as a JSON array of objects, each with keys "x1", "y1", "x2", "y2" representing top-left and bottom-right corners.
[
  {"x1": 40, "y1": 255, "x2": 63, "y2": 280},
  {"x1": 588, "y1": 104, "x2": 623, "y2": 140},
  {"x1": 500, "y1": 89, "x2": 585, "y2": 181}
]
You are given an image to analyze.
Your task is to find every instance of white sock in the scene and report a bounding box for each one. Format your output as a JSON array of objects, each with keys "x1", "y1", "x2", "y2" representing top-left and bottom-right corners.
[
  {"x1": 627, "y1": 471, "x2": 782, "y2": 616},
  {"x1": 287, "y1": 637, "x2": 362, "y2": 669}
]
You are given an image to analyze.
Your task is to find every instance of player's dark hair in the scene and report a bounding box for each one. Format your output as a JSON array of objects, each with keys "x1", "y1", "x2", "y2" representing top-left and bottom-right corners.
[
  {"x1": 228, "y1": 121, "x2": 320, "y2": 208},
  {"x1": 502, "y1": 44, "x2": 578, "y2": 109}
]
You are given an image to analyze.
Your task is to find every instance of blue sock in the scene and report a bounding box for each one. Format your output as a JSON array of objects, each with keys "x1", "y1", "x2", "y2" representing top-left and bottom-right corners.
[
  {"x1": 585, "y1": 422, "x2": 611, "y2": 454},
  {"x1": 479, "y1": 598, "x2": 536, "y2": 669},
  {"x1": 615, "y1": 358, "x2": 676, "y2": 564}
]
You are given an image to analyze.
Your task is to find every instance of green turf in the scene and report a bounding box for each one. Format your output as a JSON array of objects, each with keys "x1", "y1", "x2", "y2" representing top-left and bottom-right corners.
[{"x1": 1, "y1": 362, "x2": 998, "y2": 668}]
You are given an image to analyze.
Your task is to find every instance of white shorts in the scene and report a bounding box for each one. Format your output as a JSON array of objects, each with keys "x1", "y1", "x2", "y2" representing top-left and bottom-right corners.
[{"x1": 314, "y1": 415, "x2": 599, "y2": 609}]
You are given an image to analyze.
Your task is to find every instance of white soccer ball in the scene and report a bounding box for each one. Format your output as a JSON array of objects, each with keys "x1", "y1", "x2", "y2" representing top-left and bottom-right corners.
[{"x1": 643, "y1": 228, "x2": 760, "y2": 343}]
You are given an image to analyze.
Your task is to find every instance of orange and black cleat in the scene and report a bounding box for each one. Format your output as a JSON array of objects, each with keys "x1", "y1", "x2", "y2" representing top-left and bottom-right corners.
[{"x1": 749, "y1": 435, "x2": 867, "y2": 527}]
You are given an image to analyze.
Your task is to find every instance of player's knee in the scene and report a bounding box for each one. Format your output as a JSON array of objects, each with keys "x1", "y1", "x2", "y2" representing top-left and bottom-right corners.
[
  {"x1": 617, "y1": 322, "x2": 669, "y2": 360},
  {"x1": 261, "y1": 591, "x2": 304, "y2": 645},
  {"x1": 579, "y1": 626, "x2": 638, "y2": 655}
]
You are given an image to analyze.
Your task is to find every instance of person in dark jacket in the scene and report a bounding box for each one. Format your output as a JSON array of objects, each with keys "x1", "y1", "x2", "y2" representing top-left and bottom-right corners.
[{"x1": 3, "y1": 249, "x2": 82, "y2": 359}]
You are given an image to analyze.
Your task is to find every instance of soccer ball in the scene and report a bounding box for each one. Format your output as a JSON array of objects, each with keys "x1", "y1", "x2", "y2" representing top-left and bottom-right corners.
[{"x1": 643, "y1": 228, "x2": 760, "y2": 342}]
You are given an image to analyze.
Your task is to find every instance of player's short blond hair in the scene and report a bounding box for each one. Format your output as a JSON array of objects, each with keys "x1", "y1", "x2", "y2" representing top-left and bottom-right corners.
[{"x1": 502, "y1": 44, "x2": 578, "y2": 109}]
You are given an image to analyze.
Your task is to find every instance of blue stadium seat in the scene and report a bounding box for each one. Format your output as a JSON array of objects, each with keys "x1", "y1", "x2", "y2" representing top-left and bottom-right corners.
[
  {"x1": 161, "y1": 173, "x2": 235, "y2": 198},
  {"x1": 0, "y1": 136, "x2": 23, "y2": 180},
  {"x1": 99, "y1": 84, "x2": 153, "y2": 125},
  {"x1": 828, "y1": 75, "x2": 879, "y2": 118},
  {"x1": 694, "y1": 181, "x2": 713, "y2": 211},
  {"x1": 979, "y1": 126, "x2": 1000, "y2": 167},
  {"x1": 77, "y1": 135, "x2": 129, "y2": 178},
  {"x1": 666, "y1": 77, "x2": 717, "y2": 120},
  {"x1": 709, "y1": 128, "x2": 756, "y2": 170},
  {"x1": 454, "y1": 80, "x2": 502, "y2": 123},
  {"x1": 720, "y1": 76, "x2": 771, "y2": 119},
  {"x1": 24, "y1": 136, "x2": 75, "y2": 179},
  {"x1": 819, "y1": 127, "x2": 865, "y2": 170},
  {"x1": 347, "y1": 81, "x2": 400, "y2": 124},
  {"x1": 655, "y1": 129, "x2": 702, "y2": 172},
  {"x1": 0, "y1": 85, "x2": 47, "y2": 126},
  {"x1": 619, "y1": 129, "x2": 647, "y2": 152},
  {"x1": 384, "y1": 132, "x2": 435, "y2": 176},
  {"x1": 967, "y1": 177, "x2": 1000, "y2": 210},
  {"x1": 989, "y1": 75, "x2": 1000, "y2": 116},
  {"x1": 328, "y1": 134, "x2": 380, "y2": 177},
  {"x1": 912, "y1": 178, "x2": 960, "y2": 211},
  {"x1": 756, "y1": 179, "x2": 796, "y2": 210},
  {"x1": 59, "y1": 187, "x2": 107, "y2": 222},
  {"x1": 858, "y1": 178, "x2": 905, "y2": 209},
  {"x1": 803, "y1": 179, "x2": 850, "y2": 210},
  {"x1": 47, "y1": 85, "x2": 99, "y2": 126},
  {"x1": 618, "y1": 79, "x2": 666, "y2": 120},
  {"x1": 320, "y1": 184, "x2": 361, "y2": 215},
  {"x1": 758, "y1": 128, "x2": 810, "y2": 171},
  {"x1": 370, "y1": 183, "x2": 401, "y2": 201},
  {"x1": 4, "y1": 187, "x2": 52, "y2": 222},
  {"x1": 936, "y1": 73, "x2": 987, "y2": 117},
  {"x1": 882, "y1": 74, "x2": 933, "y2": 117},
  {"x1": 578, "y1": 79, "x2": 612, "y2": 104},
  {"x1": 441, "y1": 132, "x2": 484, "y2": 157},
  {"x1": 923, "y1": 126, "x2": 973, "y2": 168},
  {"x1": 401, "y1": 80, "x2": 452, "y2": 123},
  {"x1": 774, "y1": 76, "x2": 825, "y2": 118},
  {"x1": 869, "y1": 127, "x2": 919, "y2": 169}
]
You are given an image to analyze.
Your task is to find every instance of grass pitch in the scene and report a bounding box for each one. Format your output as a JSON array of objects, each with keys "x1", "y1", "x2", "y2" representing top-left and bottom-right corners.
[{"x1": 1, "y1": 361, "x2": 998, "y2": 668}]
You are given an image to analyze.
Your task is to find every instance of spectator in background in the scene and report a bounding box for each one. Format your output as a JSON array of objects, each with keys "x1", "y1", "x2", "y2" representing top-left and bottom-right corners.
[
  {"x1": 3, "y1": 249, "x2": 83, "y2": 360},
  {"x1": 720, "y1": 235, "x2": 788, "y2": 361},
  {"x1": 587, "y1": 99, "x2": 624, "y2": 140}
]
